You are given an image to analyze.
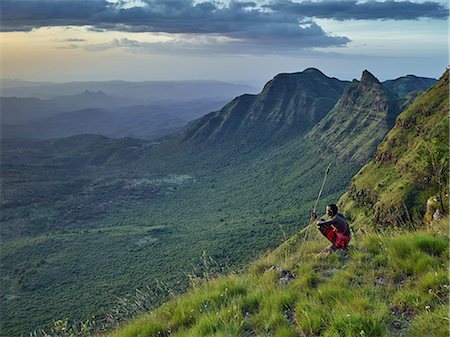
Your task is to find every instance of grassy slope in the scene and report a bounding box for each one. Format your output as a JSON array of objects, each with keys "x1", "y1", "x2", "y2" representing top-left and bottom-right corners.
[
  {"x1": 104, "y1": 217, "x2": 448, "y2": 337},
  {"x1": 102, "y1": 71, "x2": 449, "y2": 337}
]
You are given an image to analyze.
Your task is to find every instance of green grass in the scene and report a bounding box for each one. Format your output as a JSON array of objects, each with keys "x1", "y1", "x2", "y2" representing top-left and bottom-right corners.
[{"x1": 101, "y1": 215, "x2": 449, "y2": 337}]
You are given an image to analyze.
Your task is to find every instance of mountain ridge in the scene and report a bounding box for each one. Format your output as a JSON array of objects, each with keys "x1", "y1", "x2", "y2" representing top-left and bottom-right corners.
[
  {"x1": 183, "y1": 68, "x2": 349, "y2": 145},
  {"x1": 382, "y1": 74, "x2": 437, "y2": 98},
  {"x1": 307, "y1": 69, "x2": 401, "y2": 164}
]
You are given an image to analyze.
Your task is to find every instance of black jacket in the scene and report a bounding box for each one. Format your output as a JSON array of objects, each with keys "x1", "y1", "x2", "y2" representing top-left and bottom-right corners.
[{"x1": 317, "y1": 213, "x2": 350, "y2": 237}]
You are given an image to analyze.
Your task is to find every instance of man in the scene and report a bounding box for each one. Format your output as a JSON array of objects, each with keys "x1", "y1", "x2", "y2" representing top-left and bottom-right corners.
[{"x1": 313, "y1": 204, "x2": 351, "y2": 252}]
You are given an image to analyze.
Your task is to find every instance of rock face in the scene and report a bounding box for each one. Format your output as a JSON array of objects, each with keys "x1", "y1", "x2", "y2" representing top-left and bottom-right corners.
[
  {"x1": 307, "y1": 70, "x2": 401, "y2": 164},
  {"x1": 183, "y1": 68, "x2": 349, "y2": 145}
]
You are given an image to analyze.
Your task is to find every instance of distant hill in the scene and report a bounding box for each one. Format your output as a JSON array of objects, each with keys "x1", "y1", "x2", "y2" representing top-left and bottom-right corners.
[
  {"x1": 0, "y1": 91, "x2": 140, "y2": 124},
  {"x1": 1, "y1": 107, "x2": 186, "y2": 140},
  {"x1": 0, "y1": 80, "x2": 257, "y2": 101},
  {"x1": 1, "y1": 94, "x2": 228, "y2": 139},
  {"x1": 382, "y1": 75, "x2": 437, "y2": 98}
]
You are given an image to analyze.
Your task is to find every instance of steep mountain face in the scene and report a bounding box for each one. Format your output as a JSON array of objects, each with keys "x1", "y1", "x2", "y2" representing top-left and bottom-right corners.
[
  {"x1": 340, "y1": 70, "x2": 449, "y2": 227},
  {"x1": 183, "y1": 68, "x2": 349, "y2": 144},
  {"x1": 383, "y1": 74, "x2": 437, "y2": 98},
  {"x1": 307, "y1": 70, "x2": 401, "y2": 164}
]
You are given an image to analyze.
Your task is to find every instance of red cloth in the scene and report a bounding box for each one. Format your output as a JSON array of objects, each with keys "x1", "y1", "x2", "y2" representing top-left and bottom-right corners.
[{"x1": 319, "y1": 223, "x2": 351, "y2": 249}]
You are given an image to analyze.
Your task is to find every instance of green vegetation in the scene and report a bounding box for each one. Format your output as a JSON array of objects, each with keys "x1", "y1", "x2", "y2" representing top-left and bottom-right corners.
[
  {"x1": 100, "y1": 216, "x2": 448, "y2": 337},
  {"x1": 0, "y1": 133, "x2": 358, "y2": 335},
  {"x1": 95, "y1": 70, "x2": 449, "y2": 337},
  {"x1": 1, "y1": 69, "x2": 446, "y2": 336},
  {"x1": 308, "y1": 70, "x2": 401, "y2": 164},
  {"x1": 340, "y1": 70, "x2": 449, "y2": 228}
]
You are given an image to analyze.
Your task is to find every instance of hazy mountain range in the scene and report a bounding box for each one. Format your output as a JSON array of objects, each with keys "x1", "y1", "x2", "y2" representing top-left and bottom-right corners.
[{"x1": 1, "y1": 80, "x2": 258, "y2": 139}]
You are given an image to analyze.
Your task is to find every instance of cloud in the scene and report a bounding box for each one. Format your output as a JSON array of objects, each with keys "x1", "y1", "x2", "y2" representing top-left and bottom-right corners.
[
  {"x1": 82, "y1": 37, "x2": 141, "y2": 51},
  {"x1": 1, "y1": 0, "x2": 447, "y2": 54},
  {"x1": 55, "y1": 38, "x2": 86, "y2": 42},
  {"x1": 80, "y1": 29, "x2": 347, "y2": 55},
  {"x1": 265, "y1": 0, "x2": 449, "y2": 21}
]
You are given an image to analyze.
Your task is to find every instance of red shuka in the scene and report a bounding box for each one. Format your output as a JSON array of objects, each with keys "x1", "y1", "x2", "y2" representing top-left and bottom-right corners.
[{"x1": 317, "y1": 213, "x2": 351, "y2": 249}]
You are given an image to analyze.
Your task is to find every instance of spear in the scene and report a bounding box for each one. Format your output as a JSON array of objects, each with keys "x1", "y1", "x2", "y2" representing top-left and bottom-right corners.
[{"x1": 303, "y1": 163, "x2": 332, "y2": 241}]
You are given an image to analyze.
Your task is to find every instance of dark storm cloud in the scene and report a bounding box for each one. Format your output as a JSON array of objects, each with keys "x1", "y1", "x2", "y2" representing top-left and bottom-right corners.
[
  {"x1": 0, "y1": 0, "x2": 351, "y2": 50},
  {"x1": 1, "y1": 0, "x2": 447, "y2": 52},
  {"x1": 265, "y1": 0, "x2": 449, "y2": 21},
  {"x1": 1, "y1": 0, "x2": 447, "y2": 34}
]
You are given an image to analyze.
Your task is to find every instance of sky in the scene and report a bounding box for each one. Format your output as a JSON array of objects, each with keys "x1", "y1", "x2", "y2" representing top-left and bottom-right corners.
[{"x1": 0, "y1": 0, "x2": 448, "y2": 85}]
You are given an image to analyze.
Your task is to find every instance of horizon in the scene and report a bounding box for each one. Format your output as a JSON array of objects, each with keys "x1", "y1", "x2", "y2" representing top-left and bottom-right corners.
[{"x1": 0, "y1": 67, "x2": 444, "y2": 91}]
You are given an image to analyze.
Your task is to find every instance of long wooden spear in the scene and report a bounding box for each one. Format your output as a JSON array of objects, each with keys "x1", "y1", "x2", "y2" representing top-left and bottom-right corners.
[{"x1": 303, "y1": 163, "x2": 332, "y2": 241}]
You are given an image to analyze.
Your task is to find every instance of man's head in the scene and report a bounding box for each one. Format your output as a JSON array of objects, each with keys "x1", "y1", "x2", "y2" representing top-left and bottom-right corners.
[{"x1": 326, "y1": 204, "x2": 338, "y2": 217}]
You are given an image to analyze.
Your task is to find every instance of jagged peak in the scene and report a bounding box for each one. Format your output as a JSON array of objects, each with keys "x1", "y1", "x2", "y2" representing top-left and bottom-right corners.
[{"x1": 360, "y1": 70, "x2": 381, "y2": 85}]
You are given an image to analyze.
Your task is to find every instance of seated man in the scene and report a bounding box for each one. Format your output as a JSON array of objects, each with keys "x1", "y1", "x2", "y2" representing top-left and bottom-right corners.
[{"x1": 314, "y1": 204, "x2": 351, "y2": 252}]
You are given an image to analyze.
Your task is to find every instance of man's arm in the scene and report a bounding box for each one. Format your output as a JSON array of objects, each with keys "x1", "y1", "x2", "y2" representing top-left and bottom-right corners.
[{"x1": 317, "y1": 217, "x2": 335, "y2": 227}]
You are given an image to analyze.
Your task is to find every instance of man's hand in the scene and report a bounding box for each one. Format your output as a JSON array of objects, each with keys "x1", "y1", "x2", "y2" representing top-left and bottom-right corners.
[{"x1": 311, "y1": 212, "x2": 317, "y2": 220}]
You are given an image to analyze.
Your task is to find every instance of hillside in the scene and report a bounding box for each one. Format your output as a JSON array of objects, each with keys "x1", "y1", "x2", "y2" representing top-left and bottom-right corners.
[
  {"x1": 341, "y1": 70, "x2": 449, "y2": 227},
  {"x1": 307, "y1": 70, "x2": 401, "y2": 164},
  {"x1": 97, "y1": 71, "x2": 449, "y2": 337},
  {"x1": 0, "y1": 69, "x2": 443, "y2": 336}
]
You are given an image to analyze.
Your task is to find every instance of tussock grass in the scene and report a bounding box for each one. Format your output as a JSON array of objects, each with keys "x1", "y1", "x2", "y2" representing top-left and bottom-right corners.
[{"x1": 101, "y1": 215, "x2": 449, "y2": 337}]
